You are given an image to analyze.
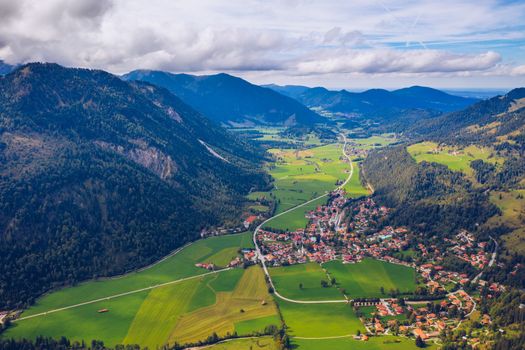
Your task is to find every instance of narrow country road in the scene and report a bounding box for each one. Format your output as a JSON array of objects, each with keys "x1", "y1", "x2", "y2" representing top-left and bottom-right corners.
[{"x1": 252, "y1": 133, "x2": 354, "y2": 304}]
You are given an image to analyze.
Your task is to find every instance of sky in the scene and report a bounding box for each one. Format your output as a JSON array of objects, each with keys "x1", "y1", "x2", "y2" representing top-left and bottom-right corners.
[{"x1": 0, "y1": 0, "x2": 524, "y2": 89}]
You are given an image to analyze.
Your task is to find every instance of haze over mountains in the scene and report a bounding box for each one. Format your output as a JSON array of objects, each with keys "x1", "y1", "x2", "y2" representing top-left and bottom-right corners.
[{"x1": 266, "y1": 84, "x2": 479, "y2": 120}]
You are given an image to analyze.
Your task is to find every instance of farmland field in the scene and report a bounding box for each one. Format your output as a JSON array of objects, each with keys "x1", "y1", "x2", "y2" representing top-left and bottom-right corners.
[
  {"x1": 2, "y1": 233, "x2": 280, "y2": 348},
  {"x1": 292, "y1": 336, "x2": 435, "y2": 350},
  {"x1": 323, "y1": 259, "x2": 416, "y2": 298},
  {"x1": 407, "y1": 141, "x2": 502, "y2": 177},
  {"x1": 263, "y1": 142, "x2": 369, "y2": 231},
  {"x1": 205, "y1": 336, "x2": 278, "y2": 350},
  {"x1": 278, "y1": 300, "x2": 364, "y2": 337},
  {"x1": 269, "y1": 263, "x2": 344, "y2": 301},
  {"x1": 168, "y1": 266, "x2": 280, "y2": 345}
]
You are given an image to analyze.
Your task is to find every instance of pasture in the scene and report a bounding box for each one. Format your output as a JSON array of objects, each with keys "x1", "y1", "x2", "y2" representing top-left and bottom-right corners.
[
  {"x1": 292, "y1": 336, "x2": 435, "y2": 350},
  {"x1": 323, "y1": 259, "x2": 416, "y2": 299},
  {"x1": 278, "y1": 300, "x2": 364, "y2": 338},
  {"x1": 3, "y1": 233, "x2": 280, "y2": 348},
  {"x1": 407, "y1": 141, "x2": 502, "y2": 177},
  {"x1": 263, "y1": 143, "x2": 368, "y2": 231},
  {"x1": 205, "y1": 336, "x2": 278, "y2": 350},
  {"x1": 269, "y1": 263, "x2": 344, "y2": 301},
  {"x1": 488, "y1": 190, "x2": 525, "y2": 255}
]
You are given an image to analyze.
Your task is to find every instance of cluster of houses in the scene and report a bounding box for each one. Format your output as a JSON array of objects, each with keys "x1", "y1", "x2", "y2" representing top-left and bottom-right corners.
[
  {"x1": 446, "y1": 231, "x2": 490, "y2": 269},
  {"x1": 256, "y1": 192, "x2": 417, "y2": 268}
]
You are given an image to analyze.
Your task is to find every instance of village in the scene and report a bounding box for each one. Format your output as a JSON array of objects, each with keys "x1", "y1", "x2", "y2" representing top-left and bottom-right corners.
[{"x1": 243, "y1": 188, "x2": 502, "y2": 344}]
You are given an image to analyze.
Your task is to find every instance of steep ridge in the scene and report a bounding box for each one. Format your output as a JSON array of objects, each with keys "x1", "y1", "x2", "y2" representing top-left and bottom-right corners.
[
  {"x1": 122, "y1": 70, "x2": 326, "y2": 127},
  {"x1": 0, "y1": 63, "x2": 267, "y2": 308}
]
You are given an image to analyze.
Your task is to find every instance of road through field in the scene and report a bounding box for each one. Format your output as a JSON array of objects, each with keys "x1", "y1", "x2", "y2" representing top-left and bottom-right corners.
[
  {"x1": 253, "y1": 133, "x2": 353, "y2": 304},
  {"x1": 15, "y1": 268, "x2": 231, "y2": 322}
]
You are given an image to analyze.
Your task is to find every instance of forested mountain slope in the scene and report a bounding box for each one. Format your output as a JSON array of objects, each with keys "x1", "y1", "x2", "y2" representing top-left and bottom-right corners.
[
  {"x1": 0, "y1": 63, "x2": 268, "y2": 309},
  {"x1": 122, "y1": 70, "x2": 325, "y2": 127},
  {"x1": 410, "y1": 87, "x2": 525, "y2": 148}
]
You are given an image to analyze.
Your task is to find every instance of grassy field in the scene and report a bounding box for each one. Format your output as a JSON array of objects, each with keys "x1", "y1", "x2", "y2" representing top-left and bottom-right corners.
[
  {"x1": 407, "y1": 141, "x2": 502, "y2": 177},
  {"x1": 348, "y1": 134, "x2": 397, "y2": 149},
  {"x1": 323, "y1": 259, "x2": 416, "y2": 298},
  {"x1": 2, "y1": 233, "x2": 279, "y2": 348},
  {"x1": 169, "y1": 266, "x2": 279, "y2": 345},
  {"x1": 488, "y1": 189, "x2": 525, "y2": 255},
  {"x1": 205, "y1": 336, "x2": 278, "y2": 350},
  {"x1": 263, "y1": 143, "x2": 368, "y2": 231},
  {"x1": 269, "y1": 263, "x2": 344, "y2": 301},
  {"x1": 278, "y1": 300, "x2": 364, "y2": 338},
  {"x1": 292, "y1": 336, "x2": 435, "y2": 350}
]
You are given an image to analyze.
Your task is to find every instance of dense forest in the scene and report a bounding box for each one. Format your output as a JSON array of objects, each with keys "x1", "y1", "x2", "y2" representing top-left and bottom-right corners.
[
  {"x1": 361, "y1": 146, "x2": 498, "y2": 237},
  {"x1": 0, "y1": 63, "x2": 269, "y2": 309}
]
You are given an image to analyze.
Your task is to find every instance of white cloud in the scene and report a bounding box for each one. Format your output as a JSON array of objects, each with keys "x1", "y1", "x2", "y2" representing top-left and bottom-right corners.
[
  {"x1": 0, "y1": 0, "x2": 523, "y2": 88},
  {"x1": 295, "y1": 49, "x2": 502, "y2": 74}
]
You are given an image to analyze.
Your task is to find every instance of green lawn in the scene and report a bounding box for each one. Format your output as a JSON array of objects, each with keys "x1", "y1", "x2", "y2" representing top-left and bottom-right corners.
[
  {"x1": 278, "y1": 300, "x2": 364, "y2": 338},
  {"x1": 323, "y1": 259, "x2": 416, "y2": 298},
  {"x1": 292, "y1": 336, "x2": 435, "y2": 350},
  {"x1": 269, "y1": 263, "x2": 344, "y2": 301},
  {"x1": 407, "y1": 141, "x2": 502, "y2": 177}
]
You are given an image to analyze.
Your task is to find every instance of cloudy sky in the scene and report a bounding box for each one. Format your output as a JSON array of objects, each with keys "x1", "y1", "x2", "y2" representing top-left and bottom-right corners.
[{"x1": 1, "y1": 0, "x2": 524, "y2": 89}]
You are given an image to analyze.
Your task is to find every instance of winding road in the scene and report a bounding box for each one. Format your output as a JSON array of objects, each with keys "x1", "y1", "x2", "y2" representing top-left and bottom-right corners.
[{"x1": 252, "y1": 133, "x2": 354, "y2": 304}]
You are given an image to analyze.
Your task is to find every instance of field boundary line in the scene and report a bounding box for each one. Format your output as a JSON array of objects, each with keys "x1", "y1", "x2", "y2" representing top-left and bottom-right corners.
[{"x1": 15, "y1": 268, "x2": 231, "y2": 322}]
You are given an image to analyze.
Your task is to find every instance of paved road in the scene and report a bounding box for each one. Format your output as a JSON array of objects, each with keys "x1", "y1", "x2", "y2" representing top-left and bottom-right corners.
[
  {"x1": 15, "y1": 268, "x2": 231, "y2": 322},
  {"x1": 253, "y1": 133, "x2": 354, "y2": 304},
  {"x1": 472, "y1": 235, "x2": 498, "y2": 284}
]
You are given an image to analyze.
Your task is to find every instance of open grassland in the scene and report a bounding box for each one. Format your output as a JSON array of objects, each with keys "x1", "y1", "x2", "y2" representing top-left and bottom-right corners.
[
  {"x1": 407, "y1": 141, "x2": 502, "y2": 177},
  {"x1": 343, "y1": 162, "x2": 370, "y2": 197},
  {"x1": 205, "y1": 336, "x2": 278, "y2": 350},
  {"x1": 348, "y1": 134, "x2": 397, "y2": 149},
  {"x1": 3, "y1": 233, "x2": 277, "y2": 348},
  {"x1": 292, "y1": 336, "x2": 435, "y2": 350},
  {"x1": 269, "y1": 263, "x2": 344, "y2": 301},
  {"x1": 169, "y1": 266, "x2": 279, "y2": 345},
  {"x1": 14, "y1": 232, "x2": 253, "y2": 317},
  {"x1": 263, "y1": 143, "x2": 368, "y2": 231},
  {"x1": 323, "y1": 259, "x2": 416, "y2": 299},
  {"x1": 278, "y1": 300, "x2": 364, "y2": 338},
  {"x1": 488, "y1": 190, "x2": 525, "y2": 255}
]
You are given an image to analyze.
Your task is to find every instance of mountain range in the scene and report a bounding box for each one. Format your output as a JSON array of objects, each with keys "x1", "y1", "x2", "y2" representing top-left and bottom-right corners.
[
  {"x1": 122, "y1": 70, "x2": 325, "y2": 127},
  {"x1": 0, "y1": 63, "x2": 267, "y2": 308},
  {"x1": 265, "y1": 84, "x2": 479, "y2": 122}
]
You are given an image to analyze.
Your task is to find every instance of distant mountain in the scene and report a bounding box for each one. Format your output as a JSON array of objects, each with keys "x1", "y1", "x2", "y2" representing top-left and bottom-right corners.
[
  {"x1": 0, "y1": 63, "x2": 267, "y2": 308},
  {"x1": 122, "y1": 71, "x2": 325, "y2": 127},
  {"x1": 0, "y1": 60, "x2": 14, "y2": 75},
  {"x1": 266, "y1": 84, "x2": 479, "y2": 124},
  {"x1": 410, "y1": 87, "x2": 525, "y2": 143}
]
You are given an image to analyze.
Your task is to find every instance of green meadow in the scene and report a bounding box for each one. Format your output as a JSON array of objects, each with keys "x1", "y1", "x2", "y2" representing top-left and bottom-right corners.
[
  {"x1": 323, "y1": 259, "x2": 416, "y2": 298},
  {"x1": 269, "y1": 263, "x2": 344, "y2": 301},
  {"x1": 407, "y1": 141, "x2": 502, "y2": 177},
  {"x1": 205, "y1": 336, "x2": 279, "y2": 350},
  {"x1": 263, "y1": 142, "x2": 369, "y2": 231},
  {"x1": 292, "y1": 336, "x2": 435, "y2": 350},
  {"x1": 488, "y1": 189, "x2": 525, "y2": 255},
  {"x1": 3, "y1": 233, "x2": 281, "y2": 348},
  {"x1": 278, "y1": 300, "x2": 364, "y2": 338}
]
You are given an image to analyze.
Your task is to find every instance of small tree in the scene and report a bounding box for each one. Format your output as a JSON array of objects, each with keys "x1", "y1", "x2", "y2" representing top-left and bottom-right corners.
[{"x1": 415, "y1": 336, "x2": 425, "y2": 348}]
